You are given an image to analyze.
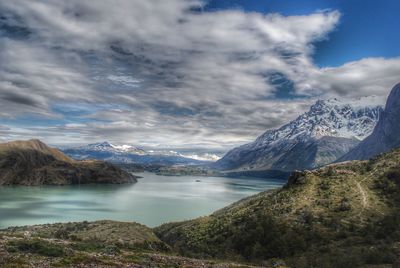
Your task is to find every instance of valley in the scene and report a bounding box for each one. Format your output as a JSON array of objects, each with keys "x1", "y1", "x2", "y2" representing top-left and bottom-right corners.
[
  {"x1": 1, "y1": 1, "x2": 399, "y2": 267},
  {"x1": 2, "y1": 148, "x2": 400, "y2": 267}
]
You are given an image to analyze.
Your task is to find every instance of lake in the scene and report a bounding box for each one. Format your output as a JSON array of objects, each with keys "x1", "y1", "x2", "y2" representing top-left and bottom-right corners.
[{"x1": 0, "y1": 172, "x2": 285, "y2": 229}]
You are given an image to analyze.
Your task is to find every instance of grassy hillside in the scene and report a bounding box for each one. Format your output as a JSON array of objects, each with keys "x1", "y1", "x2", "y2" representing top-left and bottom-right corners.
[
  {"x1": 0, "y1": 221, "x2": 257, "y2": 267},
  {"x1": 155, "y1": 148, "x2": 400, "y2": 267}
]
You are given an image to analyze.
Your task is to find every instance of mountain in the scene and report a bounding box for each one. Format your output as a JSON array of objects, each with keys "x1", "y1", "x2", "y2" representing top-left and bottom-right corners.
[
  {"x1": 62, "y1": 142, "x2": 212, "y2": 166},
  {"x1": 214, "y1": 97, "x2": 382, "y2": 172},
  {"x1": 0, "y1": 138, "x2": 73, "y2": 163},
  {"x1": 78, "y1": 141, "x2": 146, "y2": 155},
  {"x1": 0, "y1": 139, "x2": 138, "y2": 185},
  {"x1": 156, "y1": 148, "x2": 400, "y2": 266},
  {"x1": 340, "y1": 83, "x2": 400, "y2": 161},
  {"x1": 147, "y1": 149, "x2": 221, "y2": 162}
]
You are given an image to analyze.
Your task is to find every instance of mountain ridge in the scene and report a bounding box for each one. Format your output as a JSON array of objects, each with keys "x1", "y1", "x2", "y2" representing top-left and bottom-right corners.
[
  {"x1": 215, "y1": 97, "x2": 382, "y2": 172},
  {"x1": 82, "y1": 141, "x2": 147, "y2": 155},
  {"x1": 62, "y1": 142, "x2": 215, "y2": 166}
]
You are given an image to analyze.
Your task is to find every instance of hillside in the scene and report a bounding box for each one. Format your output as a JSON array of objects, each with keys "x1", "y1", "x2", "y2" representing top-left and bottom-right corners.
[
  {"x1": 215, "y1": 98, "x2": 382, "y2": 172},
  {"x1": 156, "y1": 148, "x2": 400, "y2": 267},
  {"x1": 0, "y1": 221, "x2": 258, "y2": 268},
  {"x1": 0, "y1": 139, "x2": 138, "y2": 185}
]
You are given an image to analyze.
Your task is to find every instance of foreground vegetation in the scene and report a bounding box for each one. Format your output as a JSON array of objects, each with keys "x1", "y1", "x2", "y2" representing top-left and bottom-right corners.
[
  {"x1": 0, "y1": 221, "x2": 257, "y2": 267},
  {"x1": 3, "y1": 148, "x2": 400, "y2": 267},
  {"x1": 156, "y1": 148, "x2": 400, "y2": 267}
]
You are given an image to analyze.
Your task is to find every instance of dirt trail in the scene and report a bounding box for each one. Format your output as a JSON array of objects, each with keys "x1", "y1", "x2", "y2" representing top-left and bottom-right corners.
[{"x1": 355, "y1": 180, "x2": 368, "y2": 211}]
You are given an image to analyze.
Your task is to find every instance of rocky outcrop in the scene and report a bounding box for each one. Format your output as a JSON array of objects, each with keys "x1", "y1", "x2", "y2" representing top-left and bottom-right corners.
[
  {"x1": 0, "y1": 139, "x2": 138, "y2": 185},
  {"x1": 286, "y1": 170, "x2": 308, "y2": 186}
]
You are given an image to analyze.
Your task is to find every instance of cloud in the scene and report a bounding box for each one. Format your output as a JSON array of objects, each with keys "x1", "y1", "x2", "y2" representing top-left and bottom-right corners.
[
  {"x1": 0, "y1": 1, "x2": 397, "y2": 150},
  {"x1": 305, "y1": 57, "x2": 400, "y2": 99},
  {"x1": 0, "y1": 40, "x2": 95, "y2": 117}
]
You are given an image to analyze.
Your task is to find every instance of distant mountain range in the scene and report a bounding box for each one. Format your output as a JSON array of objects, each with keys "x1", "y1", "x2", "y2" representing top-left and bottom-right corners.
[
  {"x1": 0, "y1": 139, "x2": 137, "y2": 185},
  {"x1": 82, "y1": 142, "x2": 147, "y2": 155},
  {"x1": 214, "y1": 97, "x2": 383, "y2": 172},
  {"x1": 340, "y1": 83, "x2": 400, "y2": 161},
  {"x1": 62, "y1": 142, "x2": 219, "y2": 166}
]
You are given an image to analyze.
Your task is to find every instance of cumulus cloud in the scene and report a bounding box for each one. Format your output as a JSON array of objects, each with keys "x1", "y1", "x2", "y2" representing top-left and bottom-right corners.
[{"x1": 0, "y1": 0, "x2": 397, "y2": 150}]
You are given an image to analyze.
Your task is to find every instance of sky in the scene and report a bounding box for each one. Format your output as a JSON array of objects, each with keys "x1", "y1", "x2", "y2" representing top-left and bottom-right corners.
[{"x1": 0, "y1": 0, "x2": 399, "y2": 151}]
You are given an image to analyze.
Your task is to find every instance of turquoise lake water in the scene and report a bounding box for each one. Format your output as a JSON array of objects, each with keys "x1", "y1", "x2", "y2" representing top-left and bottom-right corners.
[{"x1": 0, "y1": 172, "x2": 285, "y2": 229}]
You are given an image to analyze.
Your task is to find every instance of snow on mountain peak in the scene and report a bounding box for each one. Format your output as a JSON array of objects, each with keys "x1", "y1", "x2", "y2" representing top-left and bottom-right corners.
[
  {"x1": 146, "y1": 149, "x2": 221, "y2": 161},
  {"x1": 254, "y1": 97, "x2": 383, "y2": 146},
  {"x1": 110, "y1": 143, "x2": 136, "y2": 151},
  {"x1": 87, "y1": 141, "x2": 113, "y2": 149},
  {"x1": 85, "y1": 142, "x2": 146, "y2": 154}
]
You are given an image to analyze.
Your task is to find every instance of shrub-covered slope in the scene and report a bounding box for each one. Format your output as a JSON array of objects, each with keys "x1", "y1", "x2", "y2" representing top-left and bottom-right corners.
[
  {"x1": 156, "y1": 148, "x2": 400, "y2": 267},
  {"x1": 0, "y1": 221, "x2": 257, "y2": 268}
]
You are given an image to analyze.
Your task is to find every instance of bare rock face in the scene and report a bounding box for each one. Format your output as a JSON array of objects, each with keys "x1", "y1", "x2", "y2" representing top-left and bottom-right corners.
[
  {"x1": 0, "y1": 139, "x2": 138, "y2": 186},
  {"x1": 340, "y1": 83, "x2": 400, "y2": 161}
]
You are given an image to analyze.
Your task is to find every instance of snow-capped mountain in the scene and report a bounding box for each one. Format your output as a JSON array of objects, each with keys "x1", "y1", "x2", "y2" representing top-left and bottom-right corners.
[
  {"x1": 255, "y1": 98, "x2": 381, "y2": 144},
  {"x1": 340, "y1": 83, "x2": 400, "y2": 161},
  {"x1": 80, "y1": 142, "x2": 146, "y2": 155},
  {"x1": 61, "y1": 142, "x2": 214, "y2": 166},
  {"x1": 180, "y1": 153, "x2": 221, "y2": 162},
  {"x1": 214, "y1": 97, "x2": 383, "y2": 172},
  {"x1": 147, "y1": 150, "x2": 221, "y2": 162}
]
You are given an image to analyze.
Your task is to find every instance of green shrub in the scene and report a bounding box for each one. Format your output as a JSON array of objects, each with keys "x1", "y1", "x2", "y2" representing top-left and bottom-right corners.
[
  {"x1": 103, "y1": 244, "x2": 121, "y2": 255},
  {"x1": 364, "y1": 246, "x2": 396, "y2": 264},
  {"x1": 7, "y1": 239, "x2": 65, "y2": 257},
  {"x1": 54, "y1": 228, "x2": 70, "y2": 239},
  {"x1": 373, "y1": 213, "x2": 400, "y2": 240},
  {"x1": 229, "y1": 214, "x2": 310, "y2": 261},
  {"x1": 385, "y1": 168, "x2": 400, "y2": 185}
]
